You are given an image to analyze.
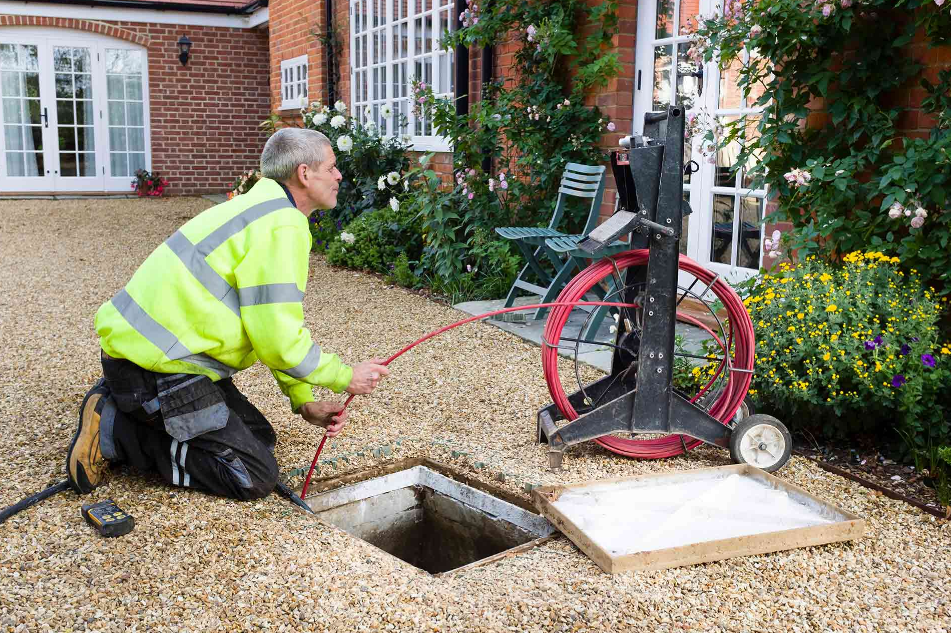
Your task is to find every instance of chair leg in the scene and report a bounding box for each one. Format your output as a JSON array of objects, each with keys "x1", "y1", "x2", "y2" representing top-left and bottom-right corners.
[
  {"x1": 534, "y1": 258, "x2": 579, "y2": 320},
  {"x1": 501, "y1": 262, "x2": 531, "y2": 308}
]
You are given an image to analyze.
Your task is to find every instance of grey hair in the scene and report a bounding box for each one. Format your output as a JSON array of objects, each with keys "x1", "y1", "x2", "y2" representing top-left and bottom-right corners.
[{"x1": 260, "y1": 128, "x2": 332, "y2": 182}]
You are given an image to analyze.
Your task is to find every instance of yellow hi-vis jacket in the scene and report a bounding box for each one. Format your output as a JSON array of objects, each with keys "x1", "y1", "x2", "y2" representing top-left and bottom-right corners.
[{"x1": 95, "y1": 177, "x2": 352, "y2": 412}]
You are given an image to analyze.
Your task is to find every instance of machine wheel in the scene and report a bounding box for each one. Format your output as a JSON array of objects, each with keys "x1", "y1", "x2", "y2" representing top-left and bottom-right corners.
[{"x1": 729, "y1": 414, "x2": 791, "y2": 472}]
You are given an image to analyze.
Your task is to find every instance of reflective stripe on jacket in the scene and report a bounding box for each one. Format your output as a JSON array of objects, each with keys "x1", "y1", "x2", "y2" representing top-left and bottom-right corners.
[{"x1": 95, "y1": 177, "x2": 352, "y2": 412}]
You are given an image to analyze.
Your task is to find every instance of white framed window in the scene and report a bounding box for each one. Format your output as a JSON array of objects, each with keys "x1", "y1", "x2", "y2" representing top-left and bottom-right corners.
[
  {"x1": 280, "y1": 55, "x2": 308, "y2": 110},
  {"x1": 350, "y1": 0, "x2": 454, "y2": 151}
]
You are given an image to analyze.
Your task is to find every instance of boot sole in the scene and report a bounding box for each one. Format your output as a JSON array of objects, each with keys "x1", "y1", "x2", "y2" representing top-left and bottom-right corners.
[{"x1": 66, "y1": 388, "x2": 108, "y2": 494}]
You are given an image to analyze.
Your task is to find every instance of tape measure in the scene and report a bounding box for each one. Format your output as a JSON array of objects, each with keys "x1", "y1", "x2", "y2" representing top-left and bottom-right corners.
[{"x1": 81, "y1": 499, "x2": 135, "y2": 537}]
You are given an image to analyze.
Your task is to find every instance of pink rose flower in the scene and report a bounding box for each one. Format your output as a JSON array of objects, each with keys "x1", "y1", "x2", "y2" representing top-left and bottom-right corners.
[{"x1": 910, "y1": 216, "x2": 925, "y2": 229}]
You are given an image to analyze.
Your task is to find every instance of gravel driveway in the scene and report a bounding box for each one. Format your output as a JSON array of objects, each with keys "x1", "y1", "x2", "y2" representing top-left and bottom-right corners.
[{"x1": 0, "y1": 198, "x2": 948, "y2": 632}]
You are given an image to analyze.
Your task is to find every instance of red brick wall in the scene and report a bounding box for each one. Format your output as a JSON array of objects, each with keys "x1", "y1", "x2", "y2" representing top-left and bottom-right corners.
[{"x1": 0, "y1": 15, "x2": 270, "y2": 196}]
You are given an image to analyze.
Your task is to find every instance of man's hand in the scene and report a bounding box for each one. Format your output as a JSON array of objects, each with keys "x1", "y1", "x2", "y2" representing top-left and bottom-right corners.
[
  {"x1": 299, "y1": 401, "x2": 349, "y2": 437},
  {"x1": 346, "y1": 359, "x2": 390, "y2": 395}
]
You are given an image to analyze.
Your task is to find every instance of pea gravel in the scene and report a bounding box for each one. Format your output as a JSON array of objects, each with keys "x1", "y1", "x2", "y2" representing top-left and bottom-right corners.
[{"x1": 0, "y1": 197, "x2": 948, "y2": 633}]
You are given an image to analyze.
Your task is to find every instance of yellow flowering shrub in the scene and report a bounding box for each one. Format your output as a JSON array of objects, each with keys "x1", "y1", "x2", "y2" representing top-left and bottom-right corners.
[{"x1": 744, "y1": 252, "x2": 950, "y2": 447}]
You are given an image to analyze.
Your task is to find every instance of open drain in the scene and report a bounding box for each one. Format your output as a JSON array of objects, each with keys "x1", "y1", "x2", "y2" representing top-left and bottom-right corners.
[{"x1": 304, "y1": 460, "x2": 555, "y2": 575}]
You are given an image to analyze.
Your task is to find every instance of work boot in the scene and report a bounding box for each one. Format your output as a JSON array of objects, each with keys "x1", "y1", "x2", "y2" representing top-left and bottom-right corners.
[{"x1": 66, "y1": 380, "x2": 110, "y2": 494}]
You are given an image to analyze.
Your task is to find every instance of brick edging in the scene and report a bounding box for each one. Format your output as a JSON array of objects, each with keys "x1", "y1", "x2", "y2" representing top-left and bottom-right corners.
[{"x1": 0, "y1": 16, "x2": 150, "y2": 47}]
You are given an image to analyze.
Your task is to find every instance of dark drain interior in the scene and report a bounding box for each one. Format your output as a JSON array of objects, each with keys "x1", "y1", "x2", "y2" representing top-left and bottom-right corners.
[{"x1": 311, "y1": 470, "x2": 552, "y2": 574}]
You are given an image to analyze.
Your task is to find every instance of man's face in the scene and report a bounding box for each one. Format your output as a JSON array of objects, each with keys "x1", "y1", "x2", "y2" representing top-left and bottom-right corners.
[{"x1": 302, "y1": 149, "x2": 342, "y2": 210}]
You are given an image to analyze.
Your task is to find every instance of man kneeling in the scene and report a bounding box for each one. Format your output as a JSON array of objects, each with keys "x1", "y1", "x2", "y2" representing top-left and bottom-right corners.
[{"x1": 66, "y1": 128, "x2": 389, "y2": 500}]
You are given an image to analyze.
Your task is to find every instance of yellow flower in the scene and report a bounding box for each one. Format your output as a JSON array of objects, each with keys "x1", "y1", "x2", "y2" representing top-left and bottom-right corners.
[
  {"x1": 830, "y1": 334, "x2": 839, "y2": 342},
  {"x1": 823, "y1": 352, "x2": 831, "y2": 361},
  {"x1": 941, "y1": 347, "x2": 951, "y2": 355},
  {"x1": 797, "y1": 313, "x2": 804, "y2": 320}
]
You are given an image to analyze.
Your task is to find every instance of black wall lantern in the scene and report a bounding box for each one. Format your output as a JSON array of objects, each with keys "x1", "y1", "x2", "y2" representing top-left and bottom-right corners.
[{"x1": 177, "y1": 35, "x2": 192, "y2": 66}]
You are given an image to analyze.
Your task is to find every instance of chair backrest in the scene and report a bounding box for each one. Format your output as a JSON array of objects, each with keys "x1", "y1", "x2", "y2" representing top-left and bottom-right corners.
[{"x1": 547, "y1": 163, "x2": 607, "y2": 235}]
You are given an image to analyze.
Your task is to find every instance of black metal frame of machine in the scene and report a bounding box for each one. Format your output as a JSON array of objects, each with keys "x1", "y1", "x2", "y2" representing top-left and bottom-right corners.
[{"x1": 536, "y1": 105, "x2": 790, "y2": 472}]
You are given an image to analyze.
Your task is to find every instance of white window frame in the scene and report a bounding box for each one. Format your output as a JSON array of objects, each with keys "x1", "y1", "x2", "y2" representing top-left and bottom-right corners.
[
  {"x1": 280, "y1": 54, "x2": 308, "y2": 110},
  {"x1": 0, "y1": 26, "x2": 151, "y2": 193},
  {"x1": 349, "y1": 0, "x2": 455, "y2": 152},
  {"x1": 634, "y1": 0, "x2": 767, "y2": 287}
]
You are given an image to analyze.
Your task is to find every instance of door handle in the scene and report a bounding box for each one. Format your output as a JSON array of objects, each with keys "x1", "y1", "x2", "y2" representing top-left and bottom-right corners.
[
  {"x1": 690, "y1": 65, "x2": 704, "y2": 97},
  {"x1": 41, "y1": 107, "x2": 49, "y2": 128}
]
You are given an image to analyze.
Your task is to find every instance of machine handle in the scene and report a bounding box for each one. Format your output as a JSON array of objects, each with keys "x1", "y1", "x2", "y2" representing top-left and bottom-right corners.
[{"x1": 41, "y1": 107, "x2": 48, "y2": 128}]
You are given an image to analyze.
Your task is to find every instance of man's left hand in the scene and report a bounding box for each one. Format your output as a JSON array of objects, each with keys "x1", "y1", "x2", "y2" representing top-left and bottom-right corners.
[{"x1": 299, "y1": 401, "x2": 348, "y2": 437}]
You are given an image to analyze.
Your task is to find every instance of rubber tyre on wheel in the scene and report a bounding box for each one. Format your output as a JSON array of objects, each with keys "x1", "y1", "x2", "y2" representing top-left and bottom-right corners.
[{"x1": 729, "y1": 414, "x2": 792, "y2": 473}]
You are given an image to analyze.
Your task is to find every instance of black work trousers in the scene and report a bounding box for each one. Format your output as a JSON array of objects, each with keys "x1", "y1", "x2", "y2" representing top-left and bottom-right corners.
[{"x1": 99, "y1": 355, "x2": 280, "y2": 500}]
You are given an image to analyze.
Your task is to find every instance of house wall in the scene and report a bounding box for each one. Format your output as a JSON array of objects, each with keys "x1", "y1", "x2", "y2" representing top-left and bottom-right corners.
[{"x1": 0, "y1": 14, "x2": 271, "y2": 196}]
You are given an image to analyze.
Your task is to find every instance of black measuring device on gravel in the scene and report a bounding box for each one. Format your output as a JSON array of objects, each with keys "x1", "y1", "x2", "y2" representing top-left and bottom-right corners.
[{"x1": 81, "y1": 499, "x2": 135, "y2": 537}]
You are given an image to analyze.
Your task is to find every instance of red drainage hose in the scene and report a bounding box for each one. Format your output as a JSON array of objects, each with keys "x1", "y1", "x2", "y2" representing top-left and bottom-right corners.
[
  {"x1": 299, "y1": 252, "x2": 755, "y2": 498},
  {"x1": 542, "y1": 251, "x2": 755, "y2": 459}
]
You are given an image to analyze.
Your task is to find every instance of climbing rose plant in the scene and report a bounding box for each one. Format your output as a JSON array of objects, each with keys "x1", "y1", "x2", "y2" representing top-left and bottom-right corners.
[{"x1": 693, "y1": 0, "x2": 951, "y2": 292}]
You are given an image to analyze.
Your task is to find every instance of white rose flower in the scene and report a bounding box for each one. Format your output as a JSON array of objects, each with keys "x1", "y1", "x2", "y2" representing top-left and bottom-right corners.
[
  {"x1": 402, "y1": 134, "x2": 413, "y2": 144},
  {"x1": 364, "y1": 105, "x2": 373, "y2": 118},
  {"x1": 337, "y1": 135, "x2": 353, "y2": 152},
  {"x1": 365, "y1": 121, "x2": 377, "y2": 135},
  {"x1": 389, "y1": 197, "x2": 399, "y2": 211},
  {"x1": 403, "y1": 178, "x2": 409, "y2": 191},
  {"x1": 378, "y1": 176, "x2": 386, "y2": 190},
  {"x1": 313, "y1": 113, "x2": 328, "y2": 126},
  {"x1": 381, "y1": 103, "x2": 393, "y2": 118},
  {"x1": 386, "y1": 171, "x2": 400, "y2": 185},
  {"x1": 330, "y1": 115, "x2": 346, "y2": 129},
  {"x1": 915, "y1": 207, "x2": 928, "y2": 218},
  {"x1": 334, "y1": 100, "x2": 347, "y2": 113},
  {"x1": 340, "y1": 231, "x2": 356, "y2": 244}
]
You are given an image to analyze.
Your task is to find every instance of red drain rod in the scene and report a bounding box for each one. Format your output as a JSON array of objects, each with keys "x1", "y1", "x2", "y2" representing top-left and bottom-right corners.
[
  {"x1": 299, "y1": 256, "x2": 755, "y2": 500},
  {"x1": 298, "y1": 299, "x2": 640, "y2": 500}
]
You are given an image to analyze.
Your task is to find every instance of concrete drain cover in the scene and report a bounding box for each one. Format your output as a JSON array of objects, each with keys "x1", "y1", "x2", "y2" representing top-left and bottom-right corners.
[{"x1": 305, "y1": 463, "x2": 555, "y2": 575}]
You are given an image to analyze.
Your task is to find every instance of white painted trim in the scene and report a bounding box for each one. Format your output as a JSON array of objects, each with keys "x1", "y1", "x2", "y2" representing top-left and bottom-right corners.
[{"x1": 0, "y1": 1, "x2": 262, "y2": 29}]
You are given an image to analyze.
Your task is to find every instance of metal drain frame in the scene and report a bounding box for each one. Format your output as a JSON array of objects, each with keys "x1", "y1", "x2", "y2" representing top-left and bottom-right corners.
[{"x1": 298, "y1": 458, "x2": 558, "y2": 576}]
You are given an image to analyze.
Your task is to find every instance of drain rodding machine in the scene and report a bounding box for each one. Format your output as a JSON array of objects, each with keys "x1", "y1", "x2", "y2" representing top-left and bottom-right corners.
[{"x1": 536, "y1": 105, "x2": 791, "y2": 473}]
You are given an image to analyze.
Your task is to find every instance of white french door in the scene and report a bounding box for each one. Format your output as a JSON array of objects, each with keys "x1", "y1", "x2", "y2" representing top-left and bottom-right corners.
[
  {"x1": 634, "y1": 0, "x2": 766, "y2": 288},
  {"x1": 0, "y1": 29, "x2": 150, "y2": 193}
]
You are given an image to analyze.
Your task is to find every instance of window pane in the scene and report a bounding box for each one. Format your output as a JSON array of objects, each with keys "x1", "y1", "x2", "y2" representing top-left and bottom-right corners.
[
  {"x1": 20, "y1": 45, "x2": 38, "y2": 71},
  {"x1": 0, "y1": 45, "x2": 15, "y2": 70},
  {"x1": 129, "y1": 152, "x2": 145, "y2": 173},
  {"x1": 60, "y1": 152, "x2": 77, "y2": 177},
  {"x1": 28, "y1": 124, "x2": 42, "y2": 151},
  {"x1": 53, "y1": 48, "x2": 72, "y2": 72},
  {"x1": 108, "y1": 101, "x2": 125, "y2": 126},
  {"x1": 711, "y1": 194, "x2": 735, "y2": 265},
  {"x1": 25, "y1": 99, "x2": 40, "y2": 125},
  {"x1": 3, "y1": 125, "x2": 22, "y2": 150},
  {"x1": 58, "y1": 127, "x2": 76, "y2": 152},
  {"x1": 2, "y1": 71, "x2": 21, "y2": 97},
  {"x1": 2, "y1": 98, "x2": 22, "y2": 124},
  {"x1": 110, "y1": 152, "x2": 127, "y2": 177},
  {"x1": 737, "y1": 197, "x2": 763, "y2": 270},
  {"x1": 6, "y1": 151, "x2": 24, "y2": 176},
  {"x1": 741, "y1": 117, "x2": 763, "y2": 189},
  {"x1": 24, "y1": 72, "x2": 39, "y2": 98},
  {"x1": 77, "y1": 126, "x2": 95, "y2": 152},
  {"x1": 715, "y1": 115, "x2": 739, "y2": 187},
  {"x1": 680, "y1": 193, "x2": 690, "y2": 256},
  {"x1": 55, "y1": 73, "x2": 73, "y2": 98},
  {"x1": 656, "y1": 0, "x2": 674, "y2": 38},
  {"x1": 74, "y1": 48, "x2": 90, "y2": 73},
  {"x1": 26, "y1": 151, "x2": 42, "y2": 175},
  {"x1": 56, "y1": 100, "x2": 74, "y2": 125},
  {"x1": 719, "y1": 57, "x2": 744, "y2": 110},
  {"x1": 652, "y1": 45, "x2": 672, "y2": 111},
  {"x1": 675, "y1": 43, "x2": 698, "y2": 110},
  {"x1": 128, "y1": 127, "x2": 145, "y2": 151},
  {"x1": 76, "y1": 100, "x2": 93, "y2": 126},
  {"x1": 127, "y1": 102, "x2": 143, "y2": 126},
  {"x1": 126, "y1": 76, "x2": 143, "y2": 101},
  {"x1": 109, "y1": 127, "x2": 127, "y2": 151},
  {"x1": 79, "y1": 152, "x2": 96, "y2": 176},
  {"x1": 74, "y1": 73, "x2": 92, "y2": 99}
]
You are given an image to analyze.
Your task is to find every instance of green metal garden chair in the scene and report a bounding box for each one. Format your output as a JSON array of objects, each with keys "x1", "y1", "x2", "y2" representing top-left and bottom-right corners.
[{"x1": 494, "y1": 163, "x2": 607, "y2": 320}]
